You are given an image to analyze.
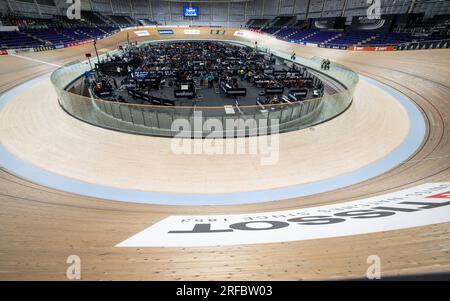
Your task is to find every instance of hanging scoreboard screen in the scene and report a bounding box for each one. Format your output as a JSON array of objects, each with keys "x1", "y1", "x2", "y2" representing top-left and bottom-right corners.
[{"x1": 184, "y1": 6, "x2": 199, "y2": 17}]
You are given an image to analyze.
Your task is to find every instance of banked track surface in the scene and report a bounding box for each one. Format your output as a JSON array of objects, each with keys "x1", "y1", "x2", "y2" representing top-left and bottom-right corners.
[{"x1": 0, "y1": 27, "x2": 449, "y2": 280}]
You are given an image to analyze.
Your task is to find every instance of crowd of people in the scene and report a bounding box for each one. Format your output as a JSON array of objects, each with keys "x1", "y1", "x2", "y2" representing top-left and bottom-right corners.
[
  {"x1": 121, "y1": 41, "x2": 260, "y2": 85},
  {"x1": 89, "y1": 41, "x2": 322, "y2": 105},
  {"x1": 93, "y1": 41, "x2": 270, "y2": 97}
]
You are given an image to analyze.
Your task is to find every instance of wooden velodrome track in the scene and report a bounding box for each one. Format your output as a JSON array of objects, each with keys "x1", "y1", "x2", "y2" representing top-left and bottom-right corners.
[{"x1": 0, "y1": 27, "x2": 449, "y2": 280}]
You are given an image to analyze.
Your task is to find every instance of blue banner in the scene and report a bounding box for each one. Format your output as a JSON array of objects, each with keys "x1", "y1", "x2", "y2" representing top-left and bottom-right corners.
[{"x1": 158, "y1": 30, "x2": 174, "y2": 35}]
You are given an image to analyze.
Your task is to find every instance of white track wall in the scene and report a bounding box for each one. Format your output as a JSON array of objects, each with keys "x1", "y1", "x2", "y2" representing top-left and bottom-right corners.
[{"x1": 1, "y1": 0, "x2": 449, "y2": 25}]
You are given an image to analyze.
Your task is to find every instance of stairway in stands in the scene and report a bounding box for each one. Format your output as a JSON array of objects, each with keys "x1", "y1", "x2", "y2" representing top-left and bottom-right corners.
[
  {"x1": 323, "y1": 33, "x2": 343, "y2": 44},
  {"x1": 94, "y1": 12, "x2": 115, "y2": 26},
  {"x1": 359, "y1": 35, "x2": 378, "y2": 45},
  {"x1": 293, "y1": 31, "x2": 319, "y2": 43}
]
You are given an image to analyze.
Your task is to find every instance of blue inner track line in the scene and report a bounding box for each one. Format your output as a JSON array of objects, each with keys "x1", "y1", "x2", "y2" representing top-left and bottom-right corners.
[{"x1": 0, "y1": 73, "x2": 426, "y2": 206}]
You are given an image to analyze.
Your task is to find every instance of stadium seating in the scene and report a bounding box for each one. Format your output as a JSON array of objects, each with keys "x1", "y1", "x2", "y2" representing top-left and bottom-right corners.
[
  {"x1": 138, "y1": 19, "x2": 159, "y2": 26},
  {"x1": 275, "y1": 28, "x2": 299, "y2": 39},
  {"x1": 249, "y1": 10, "x2": 450, "y2": 49},
  {"x1": 298, "y1": 31, "x2": 340, "y2": 45},
  {"x1": 325, "y1": 31, "x2": 375, "y2": 46},
  {"x1": 23, "y1": 28, "x2": 76, "y2": 45},
  {"x1": 109, "y1": 15, "x2": 136, "y2": 27},
  {"x1": 1, "y1": 7, "x2": 449, "y2": 51},
  {"x1": 80, "y1": 11, "x2": 100, "y2": 25},
  {"x1": 261, "y1": 27, "x2": 279, "y2": 35},
  {"x1": 0, "y1": 13, "x2": 118, "y2": 50},
  {"x1": 286, "y1": 29, "x2": 319, "y2": 43},
  {"x1": 0, "y1": 30, "x2": 44, "y2": 49},
  {"x1": 265, "y1": 27, "x2": 449, "y2": 49},
  {"x1": 246, "y1": 19, "x2": 270, "y2": 30}
]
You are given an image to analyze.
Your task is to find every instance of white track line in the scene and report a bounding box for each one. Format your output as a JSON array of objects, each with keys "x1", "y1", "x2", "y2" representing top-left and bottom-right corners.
[{"x1": 9, "y1": 54, "x2": 61, "y2": 68}]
